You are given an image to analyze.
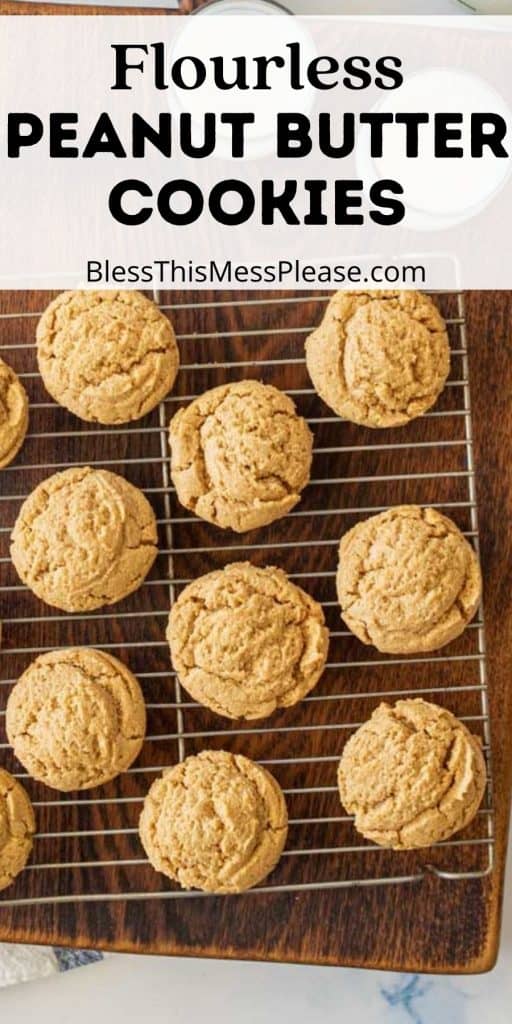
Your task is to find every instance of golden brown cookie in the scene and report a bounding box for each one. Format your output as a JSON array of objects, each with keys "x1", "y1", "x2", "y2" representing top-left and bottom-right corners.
[
  {"x1": 0, "y1": 769, "x2": 35, "y2": 892},
  {"x1": 36, "y1": 290, "x2": 179, "y2": 424},
  {"x1": 169, "y1": 381, "x2": 313, "y2": 532},
  {"x1": 337, "y1": 506, "x2": 481, "y2": 653},
  {"x1": 6, "y1": 648, "x2": 146, "y2": 791},
  {"x1": 305, "y1": 290, "x2": 450, "y2": 427},
  {"x1": 338, "y1": 699, "x2": 486, "y2": 849},
  {"x1": 10, "y1": 466, "x2": 158, "y2": 612},
  {"x1": 0, "y1": 357, "x2": 28, "y2": 469},
  {"x1": 167, "y1": 562, "x2": 329, "y2": 720},
  {"x1": 139, "y1": 750, "x2": 288, "y2": 892}
]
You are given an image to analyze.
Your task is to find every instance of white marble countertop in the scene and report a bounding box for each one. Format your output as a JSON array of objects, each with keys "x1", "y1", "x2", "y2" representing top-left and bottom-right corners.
[{"x1": 1, "y1": 837, "x2": 510, "y2": 1023}]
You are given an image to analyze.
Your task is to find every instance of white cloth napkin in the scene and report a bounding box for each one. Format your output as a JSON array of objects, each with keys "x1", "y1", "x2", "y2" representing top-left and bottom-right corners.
[{"x1": 0, "y1": 944, "x2": 103, "y2": 988}]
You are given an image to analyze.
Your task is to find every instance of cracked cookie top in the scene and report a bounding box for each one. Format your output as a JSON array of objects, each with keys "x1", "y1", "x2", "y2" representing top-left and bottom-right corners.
[
  {"x1": 336, "y1": 506, "x2": 481, "y2": 654},
  {"x1": 305, "y1": 290, "x2": 450, "y2": 427},
  {"x1": 139, "y1": 750, "x2": 288, "y2": 892},
  {"x1": 338, "y1": 699, "x2": 486, "y2": 849},
  {"x1": 36, "y1": 290, "x2": 179, "y2": 424},
  {"x1": 167, "y1": 562, "x2": 329, "y2": 720},
  {"x1": 6, "y1": 648, "x2": 146, "y2": 791},
  {"x1": 10, "y1": 466, "x2": 158, "y2": 612},
  {"x1": 0, "y1": 769, "x2": 35, "y2": 892},
  {"x1": 0, "y1": 356, "x2": 29, "y2": 469},
  {"x1": 169, "y1": 380, "x2": 313, "y2": 532}
]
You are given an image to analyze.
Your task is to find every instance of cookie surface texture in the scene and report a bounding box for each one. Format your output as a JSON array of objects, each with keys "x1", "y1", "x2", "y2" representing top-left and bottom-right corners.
[
  {"x1": 10, "y1": 466, "x2": 158, "y2": 612},
  {"x1": 167, "y1": 562, "x2": 329, "y2": 720},
  {"x1": 6, "y1": 648, "x2": 146, "y2": 791},
  {"x1": 337, "y1": 698, "x2": 487, "y2": 849},
  {"x1": 36, "y1": 290, "x2": 179, "y2": 424},
  {"x1": 305, "y1": 290, "x2": 450, "y2": 427},
  {"x1": 139, "y1": 750, "x2": 288, "y2": 892},
  {"x1": 169, "y1": 381, "x2": 313, "y2": 532},
  {"x1": 0, "y1": 356, "x2": 29, "y2": 468},
  {"x1": 337, "y1": 505, "x2": 481, "y2": 653},
  {"x1": 0, "y1": 769, "x2": 35, "y2": 892}
]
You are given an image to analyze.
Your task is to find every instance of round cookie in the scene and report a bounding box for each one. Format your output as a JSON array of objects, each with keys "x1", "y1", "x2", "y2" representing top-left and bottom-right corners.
[
  {"x1": 10, "y1": 466, "x2": 158, "y2": 612},
  {"x1": 337, "y1": 505, "x2": 481, "y2": 653},
  {"x1": 167, "y1": 562, "x2": 329, "y2": 720},
  {"x1": 139, "y1": 750, "x2": 288, "y2": 893},
  {"x1": 338, "y1": 698, "x2": 487, "y2": 849},
  {"x1": 305, "y1": 290, "x2": 450, "y2": 427},
  {"x1": 0, "y1": 770, "x2": 35, "y2": 892},
  {"x1": 169, "y1": 380, "x2": 313, "y2": 532},
  {"x1": 36, "y1": 290, "x2": 179, "y2": 424},
  {"x1": 0, "y1": 357, "x2": 28, "y2": 469},
  {"x1": 6, "y1": 648, "x2": 146, "y2": 791}
]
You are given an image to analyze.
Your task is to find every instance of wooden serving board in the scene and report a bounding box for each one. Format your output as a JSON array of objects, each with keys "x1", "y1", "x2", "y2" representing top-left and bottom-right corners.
[
  {"x1": 1, "y1": 1, "x2": 184, "y2": 15},
  {"x1": 0, "y1": 288, "x2": 511, "y2": 973}
]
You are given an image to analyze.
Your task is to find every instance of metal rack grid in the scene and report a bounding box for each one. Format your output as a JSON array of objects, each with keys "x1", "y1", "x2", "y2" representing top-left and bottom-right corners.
[{"x1": 0, "y1": 289, "x2": 494, "y2": 908}]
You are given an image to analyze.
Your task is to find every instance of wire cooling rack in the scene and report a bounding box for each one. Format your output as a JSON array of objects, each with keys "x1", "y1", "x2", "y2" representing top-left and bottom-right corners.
[{"x1": 0, "y1": 289, "x2": 494, "y2": 908}]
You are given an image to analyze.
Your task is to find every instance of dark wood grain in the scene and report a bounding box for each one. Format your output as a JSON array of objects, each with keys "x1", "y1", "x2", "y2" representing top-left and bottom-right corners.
[
  {"x1": 0, "y1": 2, "x2": 183, "y2": 14},
  {"x1": 0, "y1": 289, "x2": 510, "y2": 973}
]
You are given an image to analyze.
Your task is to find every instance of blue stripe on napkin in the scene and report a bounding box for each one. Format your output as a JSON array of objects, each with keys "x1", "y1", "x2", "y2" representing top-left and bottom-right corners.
[{"x1": 52, "y1": 948, "x2": 103, "y2": 972}]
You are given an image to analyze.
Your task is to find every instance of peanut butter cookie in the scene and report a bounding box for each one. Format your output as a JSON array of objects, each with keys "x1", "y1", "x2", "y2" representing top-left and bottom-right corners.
[
  {"x1": 6, "y1": 648, "x2": 146, "y2": 791},
  {"x1": 10, "y1": 466, "x2": 158, "y2": 612},
  {"x1": 0, "y1": 357, "x2": 28, "y2": 469},
  {"x1": 37, "y1": 290, "x2": 179, "y2": 424},
  {"x1": 139, "y1": 750, "x2": 288, "y2": 892},
  {"x1": 169, "y1": 381, "x2": 313, "y2": 532},
  {"x1": 338, "y1": 698, "x2": 486, "y2": 849},
  {"x1": 167, "y1": 562, "x2": 328, "y2": 720},
  {"x1": 0, "y1": 769, "x2": 35, "y2": 892},
  {"x1": 305, "y1": 290, "x2": 450, "y2": 427},
  {"x1": 337, "y1": 506, "x2": 481, "y2": 653}
]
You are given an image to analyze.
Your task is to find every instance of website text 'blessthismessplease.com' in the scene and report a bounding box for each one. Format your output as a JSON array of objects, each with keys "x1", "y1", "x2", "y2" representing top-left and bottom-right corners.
[{"x1": 85, "y1": 258, "x2": 427, "y2": 288}]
